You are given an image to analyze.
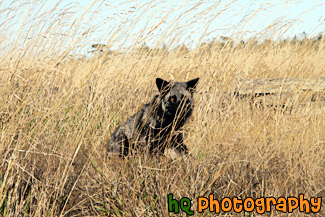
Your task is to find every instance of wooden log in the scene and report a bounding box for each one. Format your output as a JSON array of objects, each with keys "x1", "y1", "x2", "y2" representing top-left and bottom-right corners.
[{"x1": 234, "y1": 77, "x2": 325, "y2": 96}]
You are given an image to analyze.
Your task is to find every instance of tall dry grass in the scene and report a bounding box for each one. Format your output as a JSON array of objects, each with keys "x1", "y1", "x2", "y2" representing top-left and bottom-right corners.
[{"x1": 0, "y1": 0, "x2": 324, "y2": 216}]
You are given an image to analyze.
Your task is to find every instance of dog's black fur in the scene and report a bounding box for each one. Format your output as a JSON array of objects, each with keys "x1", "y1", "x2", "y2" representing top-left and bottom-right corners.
[{"x1": 107, "y1": 77, "x2": 199, "y2": 157}]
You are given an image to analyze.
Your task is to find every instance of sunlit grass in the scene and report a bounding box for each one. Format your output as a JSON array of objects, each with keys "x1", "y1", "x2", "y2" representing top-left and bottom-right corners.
[{"x1": 0, "y1": 0, "x2": 324, "y2": 216}]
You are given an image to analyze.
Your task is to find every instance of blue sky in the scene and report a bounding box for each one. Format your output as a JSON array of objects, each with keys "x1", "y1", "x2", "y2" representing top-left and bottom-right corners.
[{"x1": 1, "y1": 0, "x2": 324, "y2": 54}]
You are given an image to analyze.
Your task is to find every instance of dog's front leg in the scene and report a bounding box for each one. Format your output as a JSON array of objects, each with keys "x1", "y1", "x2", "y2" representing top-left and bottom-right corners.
[{"x1": 171, "y1": 133, "x2": 189, "y2": 155}]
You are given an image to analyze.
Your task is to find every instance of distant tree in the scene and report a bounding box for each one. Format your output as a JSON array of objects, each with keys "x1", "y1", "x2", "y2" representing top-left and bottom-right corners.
[
  {"x1": 302, "y1": 31, "x2": 307, "y2": 39},
  {"x1": 175, "y1": 44, "x2": 189, "y2": 52},
  {"x1": 90, "y1": 44, "x2": 107, "y2": 54},
  {"x1": 316, "y1": 33, "x2": 323, "y2": 41},
  {"x1": 220, "y1": 36, "x2": 232, "y2": 42},
  {"x1": 137, "y1": 42, "x2": 151, "y2": 53}
]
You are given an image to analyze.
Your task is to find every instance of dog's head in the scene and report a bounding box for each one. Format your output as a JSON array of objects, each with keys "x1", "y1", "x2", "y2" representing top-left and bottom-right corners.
[{"x1": 156, "y1": 77, "x2": 199, "y2": 116}]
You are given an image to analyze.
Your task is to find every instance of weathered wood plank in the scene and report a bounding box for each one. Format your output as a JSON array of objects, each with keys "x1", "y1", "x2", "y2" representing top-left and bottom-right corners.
[{"x1": 235, "y1": 77, "x2": 325, "y2": 96}]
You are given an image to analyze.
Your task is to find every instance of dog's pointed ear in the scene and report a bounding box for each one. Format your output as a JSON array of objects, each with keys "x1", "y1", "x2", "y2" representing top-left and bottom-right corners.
[
  {"x1": 156, "y1": 78, "x2": 170, "y2": 92},
  {"x1": 186, "y1": 78, "x2": 200, "y2": 91}
]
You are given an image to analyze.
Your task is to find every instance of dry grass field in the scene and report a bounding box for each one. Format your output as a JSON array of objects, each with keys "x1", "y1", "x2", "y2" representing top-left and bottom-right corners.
[{"x1": 0, "y1": 1, "x2": 324, "y2": 216}]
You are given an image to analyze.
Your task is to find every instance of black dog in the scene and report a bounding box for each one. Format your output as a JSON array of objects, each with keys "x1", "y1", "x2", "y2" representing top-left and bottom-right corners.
[{"x1": 107, "y1": 77, "x2": 199, "y2": 157}]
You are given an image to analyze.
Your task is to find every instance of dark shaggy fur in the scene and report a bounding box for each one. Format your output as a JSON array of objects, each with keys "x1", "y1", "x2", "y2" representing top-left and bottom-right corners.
[{"x1": 107, "y1": 77, "x2": 199, "y2": 157}]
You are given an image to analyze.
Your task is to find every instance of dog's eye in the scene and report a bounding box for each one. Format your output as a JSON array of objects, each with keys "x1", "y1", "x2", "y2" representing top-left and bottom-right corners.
[{"x1": 169, "y1": 96, "x2": 176, "y2": 103}]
